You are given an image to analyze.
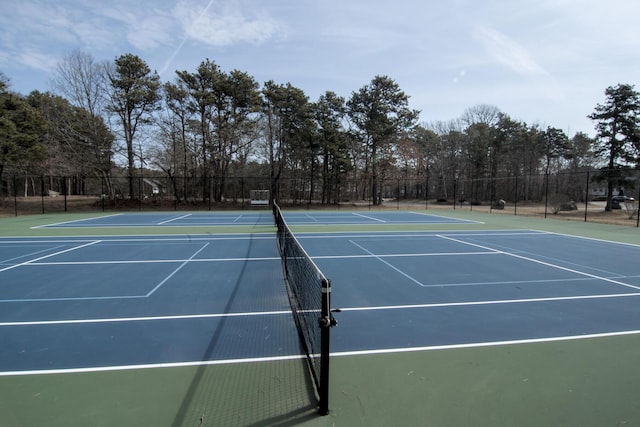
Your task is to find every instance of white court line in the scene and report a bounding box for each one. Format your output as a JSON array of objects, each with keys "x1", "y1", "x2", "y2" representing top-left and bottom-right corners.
[
  {"x1": 0, "y1": 241, "x2": 101, "y2": 273},
  {"x1": 232, "y1": 214, "x2": 243, "y2": 223},
  {"x1": 0, "y1": 245, "x2": 65, "y2": 264},
  {"x1": 0, "y1": 255, "x2": 280, "y2": 303},
  {"x1": 3, "y1": 328, "x2": 640, "y2": 377},
  {"x1": 0, "y1": 354, "x2": 306, "y2": 377},
  {"x1": 335, "y1": 291, "x2": 640, "y2": 312},
  {"x1": 352, "y1": 212, "x2": 386, "y2": 223},
  {"x1": 290, "y1": 230, "x2": 545, "y2": 240},
  {"x1": 31, "y1": 214, "x2": 123, "y2": 229},
  {"x1": 0, "y1": 230, "x2": 534, "y2": 244},
  {"x1": 90, "y1": 235, "x2": 275, "y2": 242},
  {"x1": 332, "y1": 329, "x2": 640, "y2": 358},
  {"x1": 0, "y1": 309, "x2": 292, "y2": 327},
  {"x1": 438, "y1": 234, "x2": 640, "y2": 291},
  {"x1": 408, "y1": 210, "x2": 484, "y2": 224},
  {"x1": 349, "y1": 240, "x2": 427, "y2": 286},
  {"x1": 310, "y1": 252, "x2": 500, "y2": 260},
  {"x1": 157, "y1": 213, "x2": 191, "y2": 225},
  {"x1": 27, "y1": 257, "x2": 280, "y2": 266},
  {"x1": 419, "y1": 276, "x2": 615, "y2": 288},
  {"x1": 460, "y1": 235, "x2": 627, "y2": 278},
  {"x1": 545, "y1": 230, "x2": 640, "y2": 249},
  {"x1": 347, "y1": 239, "x2": 505, "y2": 288},
  {"x1": 0, "y1": 295, "x2": 144, "y2": 303},
  {"x1": 145, "y1": 243, "x2": 210, "y2": 296}
]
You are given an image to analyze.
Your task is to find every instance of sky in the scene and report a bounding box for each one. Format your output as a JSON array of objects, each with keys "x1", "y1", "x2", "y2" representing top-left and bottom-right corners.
[{"x1": 1, "y1": 0, "x2": 639, "y2": 137}]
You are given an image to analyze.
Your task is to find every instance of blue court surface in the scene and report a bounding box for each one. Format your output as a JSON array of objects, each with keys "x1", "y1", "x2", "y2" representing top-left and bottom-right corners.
[
  {"x1": 1, "y1": 221, "x2": 639, "y2": 375},
  {"x1": 0, "y1": 233, "x2": 296, "y2": 373},
  {"x1": 305, "y1": 230, "x2": 640, "y2": 353}
]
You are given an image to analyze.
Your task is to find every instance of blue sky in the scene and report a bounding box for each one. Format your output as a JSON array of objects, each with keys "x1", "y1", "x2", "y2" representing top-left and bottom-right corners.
[{"x1": 1, "y1": 0, "x2": 639, "y2": 136}]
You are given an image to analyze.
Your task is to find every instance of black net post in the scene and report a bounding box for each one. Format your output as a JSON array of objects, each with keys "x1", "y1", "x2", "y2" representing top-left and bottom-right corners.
[
  {"x1": 318, "y1": 278, "x2": 333, "y2": 415},
  {"x1": 272, "y1": 203, "x2": 336, "y2": 415}
]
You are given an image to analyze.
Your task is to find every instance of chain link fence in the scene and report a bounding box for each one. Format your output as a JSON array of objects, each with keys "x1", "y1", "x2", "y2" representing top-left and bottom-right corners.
[{"x1": 1, "y1": 170, "x2": 639, "y2": 227}]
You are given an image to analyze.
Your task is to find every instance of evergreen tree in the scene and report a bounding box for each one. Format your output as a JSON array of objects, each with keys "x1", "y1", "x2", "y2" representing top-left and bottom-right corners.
[
  {"x1": 106, "y1": 54, "x2": 161, "y2": 199},
  {"x1": 347, "y1": 76, "x2": 418, "y2": 205},
  {"x1": 0, "y1": 79, "x2": 45, "y2": 187},
  {"x1": 588, "y1": 83, "x2": 640, "y2": 210}
]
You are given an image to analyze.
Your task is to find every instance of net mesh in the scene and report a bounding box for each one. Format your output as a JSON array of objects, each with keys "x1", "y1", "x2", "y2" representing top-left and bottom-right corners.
[{"x1": 272, "y1": 202, "x2": 333, "y2": 414}]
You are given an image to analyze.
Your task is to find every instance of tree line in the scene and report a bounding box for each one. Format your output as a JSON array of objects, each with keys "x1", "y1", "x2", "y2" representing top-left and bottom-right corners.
[{"x1": 1, "y1": 51, "x2": 639, "y2": 210}]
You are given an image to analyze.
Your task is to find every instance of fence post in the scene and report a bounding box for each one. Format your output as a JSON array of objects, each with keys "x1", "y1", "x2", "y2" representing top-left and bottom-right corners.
[
  {"x1": 636, "y1": 178, "x2": 640, "y2": 228},
  {"x1": 208, "y1": 176, "x2": 212, "y2": 211},
  {"x1": 543, "y1": 173, "x2": 549, "y2": 218},
  {"x1": 453, "y1": 179, "x2": 457, "y2": 210},
  {"x1": 101, "y1": 176, "x2": 105, "y2": 212},
  {"x1": 41, "y1": 175, "x2": 45, "y2": 214},
  {"x1": 63, "y1": 176, "x2": 68, "y2": 212},
  {"x1": 584, "y1": 171, "x2": 590, "y2": 222},
  {"x1": 241, "y1": 177, "x2": 245, "y2": 210},
  {"x1": 425, "y1": 174, "x2": 429, "y2": 210},
  {"x1": 13, "y1": 175, "x2": 17, "y2": 216},
  {"x1": 514, "y1": 175, "x2": 518, "y2": 216},
  {"x1": 138, "y1": 176, "x2": 143, "y2": 211}
]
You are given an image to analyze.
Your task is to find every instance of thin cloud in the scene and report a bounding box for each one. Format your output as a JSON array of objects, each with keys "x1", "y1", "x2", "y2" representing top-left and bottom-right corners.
[
  {"x1": 126, "y1": 14, "x2": 176, "y2": 50},
  {"x1": 174, "y1": 0, "x2": 281, "y2": 47},
  {"x1": 0, "y1": 3, "x2": 75, "y2": 70},
  {"x1": 88, "y1": 4, "x2": 178, "y2": 51},
  {"x1": 15, "y1": 50, "x2": 60, "y2": 72},
  {"x1": 473, "y1": 25, "x2": 547, "y2": 77},
  {"x1": 70, "y1": 21, "x2": 119, "y2": 52},
  {"x1": 159, "y1": 0, "x2": 283, "y2": 77}
]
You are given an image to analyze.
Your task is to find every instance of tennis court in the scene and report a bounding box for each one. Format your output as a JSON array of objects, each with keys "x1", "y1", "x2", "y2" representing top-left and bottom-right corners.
[
  {"x1": 1, "y1": 209, "x2": 640, "y2": 426},
  {"x1": 32, "y1": 210, "x2": 479, "y2": 229}
]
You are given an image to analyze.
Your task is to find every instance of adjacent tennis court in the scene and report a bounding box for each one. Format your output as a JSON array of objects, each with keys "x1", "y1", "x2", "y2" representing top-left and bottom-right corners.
[
  {"x1": 1, "y1": 209, "x2": 639, "y2": 426},
  {"x1": 32, "y1": 210, "x2": 479, "y2": 229}
]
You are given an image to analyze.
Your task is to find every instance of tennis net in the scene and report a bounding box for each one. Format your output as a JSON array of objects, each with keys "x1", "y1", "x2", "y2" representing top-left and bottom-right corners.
[{"x1": 273, "y1": 202, "x2": 336, "y2": 416}]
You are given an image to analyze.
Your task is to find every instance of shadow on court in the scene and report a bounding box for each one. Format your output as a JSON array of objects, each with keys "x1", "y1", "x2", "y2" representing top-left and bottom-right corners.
[{"x1": 171, "y1": 232, "x2": 319, "y2": 427}]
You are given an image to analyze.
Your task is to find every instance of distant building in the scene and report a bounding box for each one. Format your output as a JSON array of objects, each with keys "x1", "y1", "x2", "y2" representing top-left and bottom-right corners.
[{"x1": 142, "y1": 179, "x2": 161, "y2": 197}]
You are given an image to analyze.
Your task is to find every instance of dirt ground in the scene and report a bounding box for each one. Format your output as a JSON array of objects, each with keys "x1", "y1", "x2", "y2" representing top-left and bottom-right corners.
[
  {"x1": 332, "y1": 199, "x2": 640, "y2": 229},
  {"x1": 453, "y1": 200, "x2": 639, "y2": 227}
]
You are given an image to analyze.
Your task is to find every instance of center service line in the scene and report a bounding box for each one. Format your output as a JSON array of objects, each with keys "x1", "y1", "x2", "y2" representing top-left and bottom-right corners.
[
  {"x1": 145, "y1": 242, "x2": 210, "y2": 297},
  {"x1": 352, "y1": 212, "x2": 386, "y2": 223},
  {"x1": 158, "y1": 213, "x2": 192, "y2": 225},
  {"x1": 349, "y1": 240, "x2": 426, "y2": 286}
]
